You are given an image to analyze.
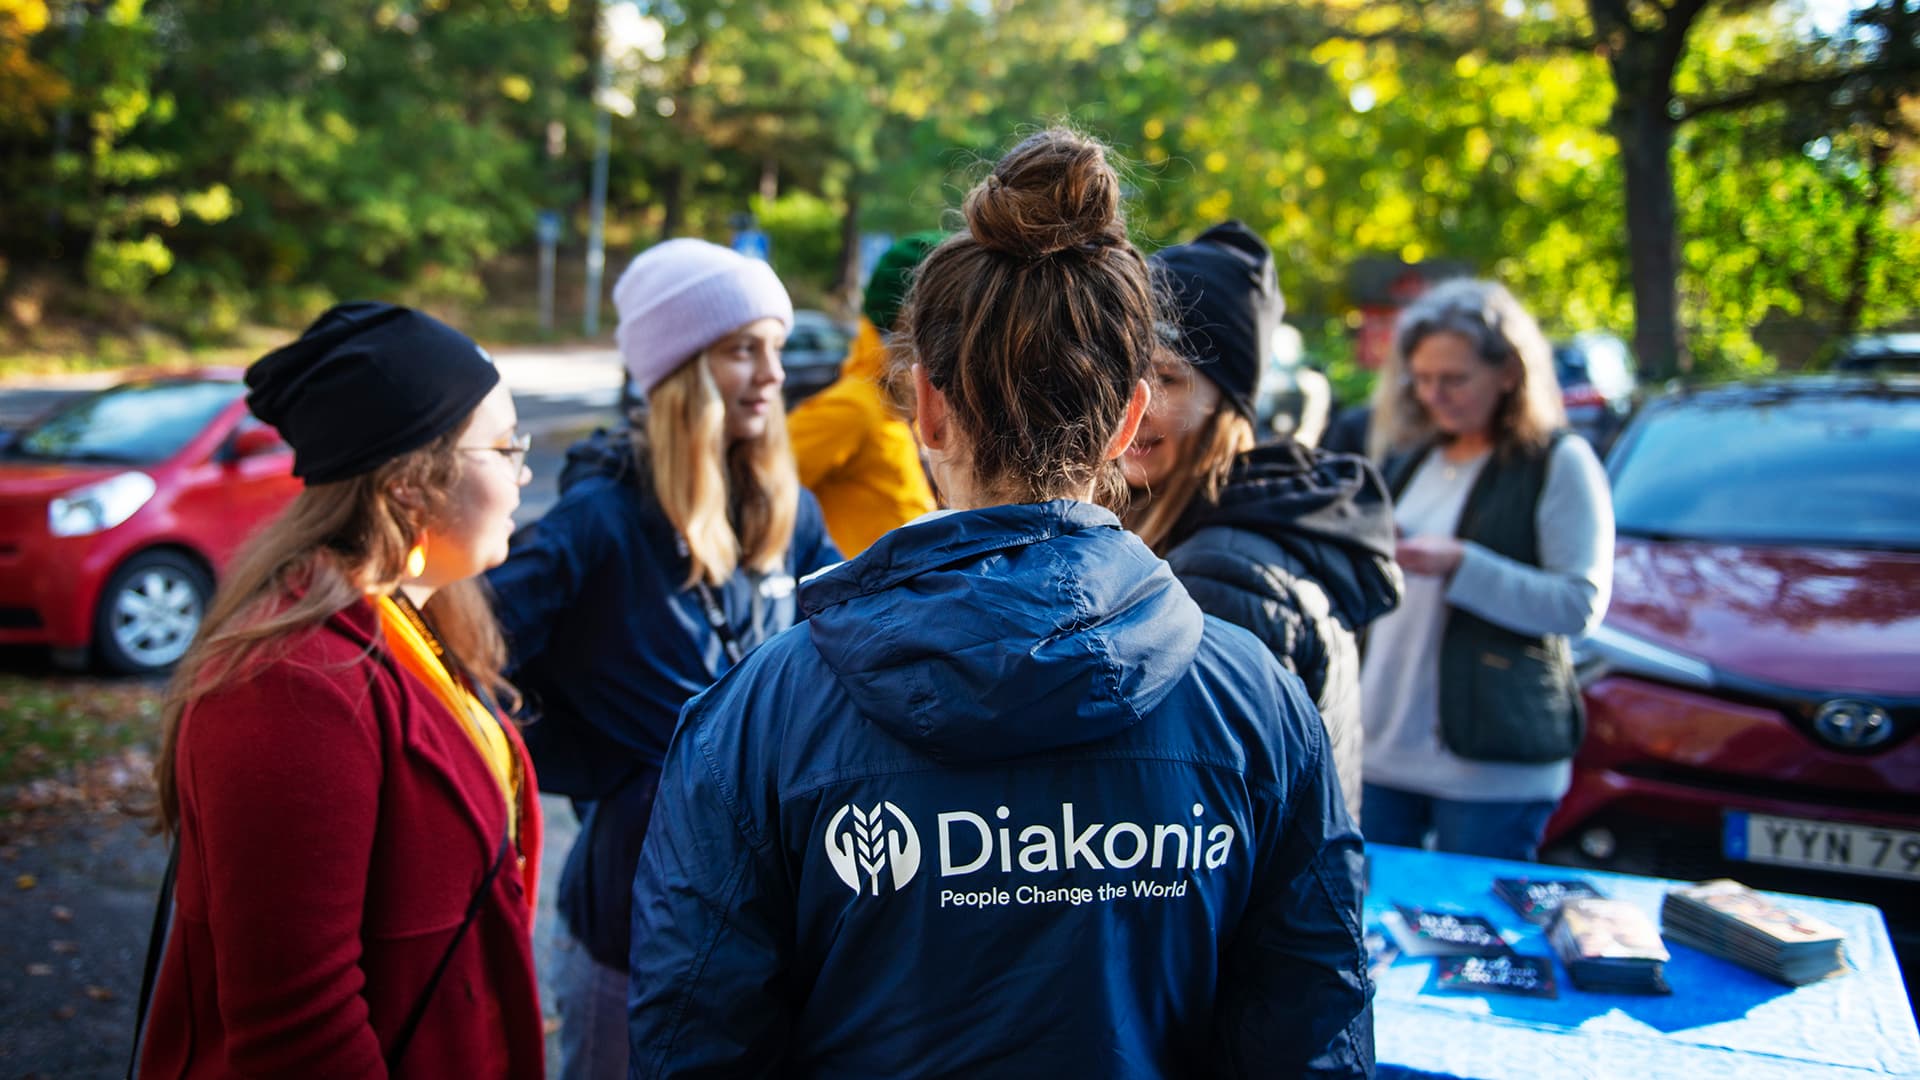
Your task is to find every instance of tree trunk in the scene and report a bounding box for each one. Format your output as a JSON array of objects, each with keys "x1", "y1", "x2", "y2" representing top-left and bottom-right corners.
[
  {"x1": 659, "y1": 164, "x2": 686, "y2": 241},
  {"x1": 1838, "y1": 140, "x2": 1890, "y2": 339},
  {"x1": 835, "y1": 186, "x2": 863, "y2": 310},
  {"x1": 1613, "y1": 93, "x2": 1686, "y2": 381},
  {"x1": 571, "y1": 0, "x2": 602, "y2": 215},
  {"x1": 1593, "y1": 0, "x2": 1709, "y2": 383},
  {"x1": 760, "y1": 157, "x2": 780, "y2": 203}
]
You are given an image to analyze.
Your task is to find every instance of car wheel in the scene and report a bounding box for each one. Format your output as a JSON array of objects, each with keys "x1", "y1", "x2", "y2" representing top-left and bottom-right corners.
[{"x1": 94, "y1": 549, "x2": 212, "y2": 675}]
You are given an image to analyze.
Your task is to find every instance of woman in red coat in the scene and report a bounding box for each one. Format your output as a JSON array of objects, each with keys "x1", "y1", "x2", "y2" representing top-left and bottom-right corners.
[{"x1": 137, "y1": 302, "x2": 545, "y2": 1078}]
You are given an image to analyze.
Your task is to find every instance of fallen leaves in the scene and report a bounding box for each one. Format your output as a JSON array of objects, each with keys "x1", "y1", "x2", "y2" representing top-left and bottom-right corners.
[
  {"x1": 0, "y1": 672, "x2": 163, "y2": 790},
  {"x1": 16, "y1": 872, "x2": 36, "y2": 889},
  {"x1": 6, "y1": 748, "x2": 158, "y2": 820}
]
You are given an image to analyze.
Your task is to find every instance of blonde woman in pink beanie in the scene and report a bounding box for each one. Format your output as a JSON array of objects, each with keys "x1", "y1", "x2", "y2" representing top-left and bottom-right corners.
[{"x1": 485, "y1": 239, "x2": 840, "y2": 1080}]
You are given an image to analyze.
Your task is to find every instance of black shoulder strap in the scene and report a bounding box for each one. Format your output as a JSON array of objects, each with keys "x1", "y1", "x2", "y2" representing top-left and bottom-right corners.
[
  {"x1": 126, "y1": 836, "x2": 179, "y2": 1079},
  {"x1": 387, "y1": 826, "x2": 512, "y2": 1069},
  {"x1": 374, "y1": 604, "x2": 517, "y2": 1068}
]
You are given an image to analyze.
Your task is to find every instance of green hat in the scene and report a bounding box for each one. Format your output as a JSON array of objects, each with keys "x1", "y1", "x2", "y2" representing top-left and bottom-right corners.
[{"x1": 863, "y1": 231, "x2": 946, "y2": 333}]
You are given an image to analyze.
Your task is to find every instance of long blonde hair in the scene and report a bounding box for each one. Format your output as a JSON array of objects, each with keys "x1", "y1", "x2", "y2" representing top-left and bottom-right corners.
[
  {"x1": 1368, "y1": 278, "x2": 1566, "y2": 461},
  {"x1": 1123, "y1": 401, "x2": 1256, "y2": 553},
  {"x1": 636, "y1": 354, "x2": 799, "y2": 587},
  {"x1": 154, "y1": 426, "x2": 513, "y2": 832}
]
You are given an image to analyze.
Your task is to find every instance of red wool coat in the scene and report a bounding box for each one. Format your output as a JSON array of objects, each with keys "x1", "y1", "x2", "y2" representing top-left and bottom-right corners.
[{"x1": 139, "y1": 598, "x2": 545, "y2": 1079}]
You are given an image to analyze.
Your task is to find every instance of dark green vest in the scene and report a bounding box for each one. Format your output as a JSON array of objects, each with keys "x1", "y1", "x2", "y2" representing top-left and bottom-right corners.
[{"x1": 1383, "y1": 434, "x2": 1584, "y2": 764}]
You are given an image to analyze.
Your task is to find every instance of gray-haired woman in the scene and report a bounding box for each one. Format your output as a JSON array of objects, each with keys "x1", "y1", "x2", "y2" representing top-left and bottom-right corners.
[{"x1": 1359, "y1": 278, "x2": 1615, "y2": 860}]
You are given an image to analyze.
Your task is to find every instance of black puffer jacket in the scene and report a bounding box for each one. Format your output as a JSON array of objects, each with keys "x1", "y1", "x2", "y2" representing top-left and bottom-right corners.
[{"x1": 1164, "y1": 441, "x2": 1402, "y2": 816}]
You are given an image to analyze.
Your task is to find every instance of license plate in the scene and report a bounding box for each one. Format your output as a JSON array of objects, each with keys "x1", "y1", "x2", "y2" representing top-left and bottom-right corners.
[{"x1": 1725, "y1": 812, "x2": 1920, "y2": 882}]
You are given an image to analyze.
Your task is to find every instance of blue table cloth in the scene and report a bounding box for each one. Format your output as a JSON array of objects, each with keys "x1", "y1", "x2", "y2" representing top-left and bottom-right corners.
[{"x1": 1366, "y1": 844, "x2": 1920, "y2": 1079}]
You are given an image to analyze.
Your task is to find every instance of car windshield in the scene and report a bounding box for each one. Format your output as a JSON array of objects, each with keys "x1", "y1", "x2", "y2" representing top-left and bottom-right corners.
[
  {"x1": 1611, "y1": 389, "x2": 1920, "y2": 551},
  {"x1": 13, "y1": 380, "x2": 242, "y2": 464}
]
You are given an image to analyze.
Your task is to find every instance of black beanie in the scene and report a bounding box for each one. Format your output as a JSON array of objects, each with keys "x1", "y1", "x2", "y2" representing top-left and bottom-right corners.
[
  {"x1": 245, "y1": 301, "x2": 500, "y2": 485},
  {"x1": 1150, "y1": 221, "x2": 1284, "y2": 419}
]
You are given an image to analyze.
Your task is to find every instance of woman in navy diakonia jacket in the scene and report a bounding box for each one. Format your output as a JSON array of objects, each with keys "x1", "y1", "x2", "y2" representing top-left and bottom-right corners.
[
  {"x1": 487, "y1": 239, "x2": 837, "y2": 1080},
  {"x1": 627, "y1": 129, "x2": 1371, "y2": 1078}
]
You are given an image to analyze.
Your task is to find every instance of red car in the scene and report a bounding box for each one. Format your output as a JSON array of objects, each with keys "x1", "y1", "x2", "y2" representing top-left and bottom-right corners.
[
  {"x1": 0, "y1": 371, "x2": 300, "y2": 674},
  {"x1": 1548, "y1": 377, "x2": 1920, "y2": 947}
]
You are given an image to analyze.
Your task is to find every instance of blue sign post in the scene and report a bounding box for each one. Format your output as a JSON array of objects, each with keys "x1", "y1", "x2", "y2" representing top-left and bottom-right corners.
[
  {"x1": 731, "y1": 228, "x2": 771, "y2": 263},
  {"x1": 535, "y1": 210, "x2": 563, "y2": 334},
  {"x1": 858, "y1": 232, "x2": 894, "y2": 286}
]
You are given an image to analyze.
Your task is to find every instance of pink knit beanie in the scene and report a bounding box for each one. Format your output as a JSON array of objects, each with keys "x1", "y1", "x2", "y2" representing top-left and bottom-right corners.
[{"x1": 612, "y1": 238, "x2": 794, "y2": 395}]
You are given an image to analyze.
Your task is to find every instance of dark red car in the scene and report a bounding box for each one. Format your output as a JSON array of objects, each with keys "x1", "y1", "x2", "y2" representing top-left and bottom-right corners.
[
  {"x1": 1547, "y1": 377, "x2": 1920, "y2": 950},
  {"x1": 0, "y1": 371, "x2": 300, "y2": 674}
]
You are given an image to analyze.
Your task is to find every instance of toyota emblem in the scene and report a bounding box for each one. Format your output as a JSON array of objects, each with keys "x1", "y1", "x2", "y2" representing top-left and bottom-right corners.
[{"x1": 1812, "y1": 700, "x2": 1894, "y2": 750}]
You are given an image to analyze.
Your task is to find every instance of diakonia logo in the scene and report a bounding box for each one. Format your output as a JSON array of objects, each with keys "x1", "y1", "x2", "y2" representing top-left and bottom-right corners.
[{"x1": 825, "y1": 802, "x2": 922, "y2": 895}]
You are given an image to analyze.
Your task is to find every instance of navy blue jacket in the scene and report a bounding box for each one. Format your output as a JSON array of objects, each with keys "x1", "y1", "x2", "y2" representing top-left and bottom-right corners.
[
  {"x1": 629, "y1": 501, "x2": 1372, "y2": 1078},
  {"x1": 486, "y1": 429, "x2": 838, "y2": 967}
]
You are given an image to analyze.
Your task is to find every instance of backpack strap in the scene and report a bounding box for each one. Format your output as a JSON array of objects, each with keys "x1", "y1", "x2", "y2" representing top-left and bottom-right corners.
[{"x1": 125, "y1": 836, "x2": 179, "y2": 1079}]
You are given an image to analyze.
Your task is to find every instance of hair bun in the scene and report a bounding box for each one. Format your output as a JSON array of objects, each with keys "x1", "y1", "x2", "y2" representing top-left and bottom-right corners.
[{"x1": 964, "y1": 129, "x2": 1126, "y2": 259}]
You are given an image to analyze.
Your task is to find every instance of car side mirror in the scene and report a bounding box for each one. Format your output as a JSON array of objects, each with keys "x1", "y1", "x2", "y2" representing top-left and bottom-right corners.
[{"x1": 227, "y1": 425, "x2": 285, "y2": 460}]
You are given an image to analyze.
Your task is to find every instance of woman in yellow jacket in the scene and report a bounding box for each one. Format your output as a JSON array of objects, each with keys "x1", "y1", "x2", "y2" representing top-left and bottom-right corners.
[{"x1": 787, "y1": 232, "x2": 942, "y2": 555}]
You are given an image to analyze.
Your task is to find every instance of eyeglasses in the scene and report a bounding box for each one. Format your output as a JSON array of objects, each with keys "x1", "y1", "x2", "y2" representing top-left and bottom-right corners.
[{"x1": 461, "y1": 432, "x2": 531, "y2": 470}]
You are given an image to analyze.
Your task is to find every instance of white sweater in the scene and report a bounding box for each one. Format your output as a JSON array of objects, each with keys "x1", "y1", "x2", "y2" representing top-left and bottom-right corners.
[{"x1": 1359, "y1": 436, "x2": 1614, "y2": 803}]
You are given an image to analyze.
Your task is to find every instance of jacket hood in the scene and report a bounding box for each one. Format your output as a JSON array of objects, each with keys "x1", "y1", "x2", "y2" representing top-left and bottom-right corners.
[
  {"x1": 801, "y1": 500, "x2": 1204, "y2": 763},
  {"x1": 1173, "y1": 441, "x2": 1403, "y2": 628},
  {"x1": 556, "y1": 426, "x2": 637, "y2": 494}
]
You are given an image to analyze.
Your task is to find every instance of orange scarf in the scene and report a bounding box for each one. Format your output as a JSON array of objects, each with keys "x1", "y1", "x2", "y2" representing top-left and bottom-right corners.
[{"x1": 375, "y1": 595, "x2": 521, "y2": 842}]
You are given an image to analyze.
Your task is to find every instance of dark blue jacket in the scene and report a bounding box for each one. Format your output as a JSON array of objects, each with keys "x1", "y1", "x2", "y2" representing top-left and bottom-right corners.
[
  {"x1": 628, "y1": 500, "x2": 1372, "y2": 1079},
  {"x1": 486, "y1": 429, "x2": 838, "y2": 967}
]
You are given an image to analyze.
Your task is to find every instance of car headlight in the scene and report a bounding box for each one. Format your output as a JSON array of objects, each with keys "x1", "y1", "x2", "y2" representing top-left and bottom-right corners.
[
  {"x1": 1571, "y1": 622, "x2": 1716, "y2": 691},
  {"x1": 48, "y1": 471, "x2": 157, "y2": 537}
]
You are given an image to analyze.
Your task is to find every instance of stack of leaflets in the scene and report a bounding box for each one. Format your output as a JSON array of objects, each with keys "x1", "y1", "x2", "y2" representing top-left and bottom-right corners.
[
  {"x1": 1494, "y1": 876, "x2": 1604, "y2": 926},
  {"x1": 1661, "y1": 879, "x2": 1847, "y2": 985},
  {"x1": 1433, "y1": 953, "x2": 1559, "y2": 999},
  {"x1": 1384, "y1": 903, "x2": 1559, "y2": 999},
  {"x1": 1384, "y1": 904, "x2": 1513, "y2": 958},
  {"x1": 1548, "y1": 897, "x2": 1672, "y2": 994}
]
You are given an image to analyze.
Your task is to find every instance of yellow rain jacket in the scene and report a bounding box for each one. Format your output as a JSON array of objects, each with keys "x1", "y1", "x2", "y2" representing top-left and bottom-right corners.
[{"x1": 787, "y1": 319, "x2": 936, "y2": 556}]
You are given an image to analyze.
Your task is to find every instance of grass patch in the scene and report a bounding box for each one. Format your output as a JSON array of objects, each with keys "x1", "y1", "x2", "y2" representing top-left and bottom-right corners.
[{"x1": 0, "y1": 675, "x2": 162, "y2": 789}]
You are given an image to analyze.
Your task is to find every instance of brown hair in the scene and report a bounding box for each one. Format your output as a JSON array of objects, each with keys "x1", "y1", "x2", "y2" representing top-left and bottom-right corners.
[
  {"x1": 631, "y1": 350, "x2": 799, "y2": 588},
  {"x1": 154, "y1": 427, "x2": 514, "y2": 832},
  {"x1": 1368, "y1": 278, "x2": 1566, "y2": 461},
  {"x1": 898, "y1": 127, "x2": 1167, "y2": 506},
  {"x1": 1123, "y1": 398, "x2": 1256, "y2": 553}
]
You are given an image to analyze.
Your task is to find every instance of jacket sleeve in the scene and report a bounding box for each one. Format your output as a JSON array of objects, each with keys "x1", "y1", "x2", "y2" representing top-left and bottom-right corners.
[
  {"x1": 628, "y1": 682, "x2": 795, "y2": 1077},
  {"x1": 1167, "y1": 530, "x2": 1330, "y2": 701},
  {"x1": 1446, "y1": 436, "x2": 1615, "y2": 637},
  {"x1": 179, "y1": 661, "x2": 389, "y2": 1078},
  {"x1": 792, "y1": 488, "x2": 843, "y2": 578},
  {"x1": 484, "y1": 479, "x2": 616, "y2": 671},
  {"x1": 1211, "y1": 669, "x2": 1373, "y2": 1079}
]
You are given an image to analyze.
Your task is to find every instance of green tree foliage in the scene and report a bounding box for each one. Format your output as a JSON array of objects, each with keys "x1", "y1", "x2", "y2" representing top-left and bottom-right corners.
[
  {"x1": 4, "y1": 0, "x2": 584, "y2": 341},
  {"x1": 0, "y1": 0, "x2": 1912, "y2": 376},
  {"x1": 1675, "y1": 4, "x2": 1920, "y2": 368}
]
